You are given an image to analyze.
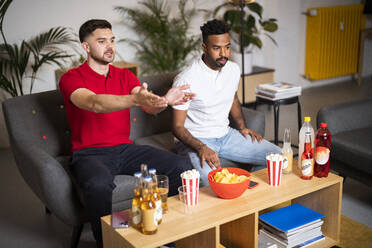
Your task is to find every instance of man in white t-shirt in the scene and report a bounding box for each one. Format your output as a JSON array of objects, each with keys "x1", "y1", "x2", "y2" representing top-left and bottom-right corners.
[{"x1": 172, "y1": 19, "x2": 281, "y2": 186}]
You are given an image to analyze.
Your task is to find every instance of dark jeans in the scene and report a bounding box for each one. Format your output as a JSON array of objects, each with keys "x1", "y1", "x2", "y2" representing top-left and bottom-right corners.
[{"x1": 70, "y1": 144, "x2": 192, "y2": 247}]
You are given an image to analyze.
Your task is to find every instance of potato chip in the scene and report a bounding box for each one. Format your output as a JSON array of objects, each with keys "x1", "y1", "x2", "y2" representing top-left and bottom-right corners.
[{"x1": 213, "y1": 168, "x2": 249, "y2": 184}]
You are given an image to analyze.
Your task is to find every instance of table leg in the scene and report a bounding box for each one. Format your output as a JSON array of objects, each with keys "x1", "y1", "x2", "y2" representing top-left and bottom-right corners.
[
  {"x1": 253, "y1": 100, "x2": 258, "y2": 110},
  {"x1": 297, "y1": 99, "x2": 302, "y2": 133},
  {"x1": 273, "y1": 102, "x2": 280, "y2": 145}
]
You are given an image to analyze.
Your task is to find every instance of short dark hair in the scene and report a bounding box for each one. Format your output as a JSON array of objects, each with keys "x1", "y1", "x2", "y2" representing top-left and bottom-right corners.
[
  {"x1": 79, "y1": 19, "x2": 112, "y2": 42},
  {"x1": 200, "y1": 19, "x2": 230, "y2": 44}
]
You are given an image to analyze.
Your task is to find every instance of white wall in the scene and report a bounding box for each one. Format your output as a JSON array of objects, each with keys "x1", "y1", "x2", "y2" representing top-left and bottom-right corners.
[
  {"x1": 257, "y1": 0, "x2": 371, "y2": 87},
  {"x1": 0, "y1": 0, "x2": 371, "y2": 148}
]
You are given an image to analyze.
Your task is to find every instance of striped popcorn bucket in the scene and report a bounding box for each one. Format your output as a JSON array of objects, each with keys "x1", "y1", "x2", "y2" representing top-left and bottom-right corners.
[
  {"x1": 266, "y1": 153, "x2": 284, "y2": 187},
  {"x1": 180, "y1": 169, "x2": 200, "y2": 206}
]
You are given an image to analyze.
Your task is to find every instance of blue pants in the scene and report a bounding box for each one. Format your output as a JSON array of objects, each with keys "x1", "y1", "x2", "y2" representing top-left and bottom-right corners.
[
  {"x1": 70, "y1": 144, "x2": 192, "y2": 247},
  {"x1": 175, "y1": 128, "x2": 281, "y2": 187}
]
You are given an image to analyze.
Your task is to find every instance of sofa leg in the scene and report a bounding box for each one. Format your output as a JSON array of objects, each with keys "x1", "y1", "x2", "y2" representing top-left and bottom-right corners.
[{"x1": 70, "y1": 224, "x2": 84, "y2": 248}]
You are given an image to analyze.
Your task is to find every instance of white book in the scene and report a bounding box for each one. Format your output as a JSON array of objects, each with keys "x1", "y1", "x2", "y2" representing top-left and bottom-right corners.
[
  {"x1": 256, "y1": 88, "x2": 302, "y2": 98},
  {"x1": 255, "y1": 92, "x2": 301, "y2": 101},
  {"x1": 259, "y1": 232, "x2": 278, "y2": 248},
  {"x1": 259, "y1": 229, "x2": 323, "y2": 248},
  {"x1": 257, "y1": 82, "x2": 302, "y2": 93}
]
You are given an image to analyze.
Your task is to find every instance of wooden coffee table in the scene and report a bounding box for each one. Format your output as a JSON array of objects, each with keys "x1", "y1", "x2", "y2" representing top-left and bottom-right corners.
[{"x1": 101, "y1": 168, "x2": 343, "y2": 248}]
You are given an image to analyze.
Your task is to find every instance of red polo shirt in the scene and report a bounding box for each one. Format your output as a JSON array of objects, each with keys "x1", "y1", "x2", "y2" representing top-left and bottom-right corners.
[{"x1": 59, "y1": 62, "x2": 141, "y2": 152}]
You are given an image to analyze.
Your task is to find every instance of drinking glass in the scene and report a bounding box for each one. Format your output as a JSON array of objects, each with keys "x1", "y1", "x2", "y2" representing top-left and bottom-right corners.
[{"x1": 156, "y1": 175, "x2": 169, "y2": 213}]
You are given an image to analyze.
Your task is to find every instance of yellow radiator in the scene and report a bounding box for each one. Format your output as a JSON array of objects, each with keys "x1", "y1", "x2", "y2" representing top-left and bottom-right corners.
[{"x1": 305, "y1": 4, "x2": 365, "y2": 81}]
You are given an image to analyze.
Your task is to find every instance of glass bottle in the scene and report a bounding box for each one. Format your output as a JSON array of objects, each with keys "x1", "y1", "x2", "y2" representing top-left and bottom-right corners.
[
  {"x1": 140, "y1": 176, "x2": 158, "y2": 235},
  {"x1": 141, "y1": 163, "x2": 149, "y2": 178},
  {"x1": 149, "y1": 168, "x2": 162, "y2": 224},
  {"x1": 314, "y1": 122, "x2": 331, "y2": 177},
  {"x1": 282, "y1": 128, "x2": 293, "y2": 174},
  {"x1": 298, "y1": 117, "x2": 315, "y2": 169},
  {"x1": 131, "y1": 172, "x2": 142, "y2": 230},
  {"x1": 300, "y1": 132, "x2": 314, "y2": 180}
]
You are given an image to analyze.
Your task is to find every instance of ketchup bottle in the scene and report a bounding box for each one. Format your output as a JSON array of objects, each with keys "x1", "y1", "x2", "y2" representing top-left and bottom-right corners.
[{"x1": 314, "y1": 122, "x2": 331, "y2": 177}]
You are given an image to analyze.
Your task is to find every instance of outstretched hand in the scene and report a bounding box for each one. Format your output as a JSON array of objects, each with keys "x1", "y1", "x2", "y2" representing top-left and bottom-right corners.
[
  {"x1": 165, "y1": 85, "x2": 195, "y2": 106},
  {"x1": 135, "y1": 83, "x2": 167, "y2": 108},
  {"x1": 239, "y1": 128, "x2": 262, "y2": 143}
]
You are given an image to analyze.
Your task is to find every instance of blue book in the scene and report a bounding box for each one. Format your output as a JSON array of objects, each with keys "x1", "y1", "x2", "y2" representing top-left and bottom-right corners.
[{"x1": 259, "y1": 204, "x2": 325, "y2": 234}]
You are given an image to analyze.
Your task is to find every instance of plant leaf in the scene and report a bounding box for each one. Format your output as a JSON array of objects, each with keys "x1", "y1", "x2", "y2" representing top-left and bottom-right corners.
[
  {"x1": 261, "y1": 20, "x2": 278, "y2": 32},
  {"x1": 247, "y1": 2, "x2": 263, "y2": 19},
  {"x1": 114, "y1": 0, "x2": 201, "y2": 76}
]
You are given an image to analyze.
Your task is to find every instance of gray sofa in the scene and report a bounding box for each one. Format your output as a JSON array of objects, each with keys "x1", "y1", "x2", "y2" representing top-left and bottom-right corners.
[
  {"x1": 2, "y1": 72, "x2": 265, "y2": 247},
  {"x1": 317, "y1": 98, "x2": 372, "y2": 187}
]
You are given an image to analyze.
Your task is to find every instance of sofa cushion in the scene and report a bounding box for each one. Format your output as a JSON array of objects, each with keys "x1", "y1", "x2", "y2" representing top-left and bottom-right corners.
[
  {"x1": 112, "y1": 175, "x2": 135, "y2": 206},
  {"x1": 331, "y1": 127, "x2": 372, "y2": 174},
  {"x1": 134, "y1": 132, "x2": 175, "y2": 152}
]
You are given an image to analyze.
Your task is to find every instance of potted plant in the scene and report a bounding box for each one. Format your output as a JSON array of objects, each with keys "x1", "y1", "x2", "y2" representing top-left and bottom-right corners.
[
  {"x1": 114, "y1": 0, "x2": 201, "y2": 76},
  {"x1": 213, "y1": 0, "x2": 278, "y2": 73},
  {"x1": 0, "y1": 0, "x2": 76, "y2": 97}
]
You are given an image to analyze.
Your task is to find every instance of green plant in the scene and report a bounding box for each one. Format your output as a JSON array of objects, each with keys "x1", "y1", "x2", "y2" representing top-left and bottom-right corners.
[
  {"x1": 213, "y1": 0, "x2": 278, "y2": 52},
  {"x1": 114, "y1": 0, "x2": 201, "y2": 75},
  {"x1": 0, "y1": 0, "x2": 76, "y2": 97}
]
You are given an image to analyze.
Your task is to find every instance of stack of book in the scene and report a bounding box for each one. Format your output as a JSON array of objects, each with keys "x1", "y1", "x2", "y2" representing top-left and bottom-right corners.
[
  {"x1": 255, "y1": 82, "x2": 302, "y2": 100},
  {"x1": 258, "y1": 204, "x2": 325, "y2": 248}
]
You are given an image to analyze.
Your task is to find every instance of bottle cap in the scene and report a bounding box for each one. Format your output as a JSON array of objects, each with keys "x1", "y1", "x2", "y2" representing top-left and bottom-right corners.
[
  {"x1": 144, "y1": 176, "x2": 152, "y2": 182},
  {"x1": 304, "y1": 116, "x2": 311, "y2": 122},
  {"x1": 134, "y1": 172, "x2": 142, "y2": 178},
  {"x1": 320, "y1": 122, "x2": 327, "y2": 128},
  {"x1": 149, "y1": 168, "x2": 156, "y2": 174}
]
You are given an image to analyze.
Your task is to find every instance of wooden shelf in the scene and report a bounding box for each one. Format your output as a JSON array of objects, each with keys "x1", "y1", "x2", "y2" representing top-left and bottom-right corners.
[{"x1": 102, "y1": 168, "x2": 343, "y2": 248}]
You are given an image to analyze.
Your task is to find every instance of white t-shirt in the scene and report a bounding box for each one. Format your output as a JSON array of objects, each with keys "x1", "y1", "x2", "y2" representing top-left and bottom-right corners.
[{"x1": 172, "y1": 58, "x2": 240, "y2": 138}]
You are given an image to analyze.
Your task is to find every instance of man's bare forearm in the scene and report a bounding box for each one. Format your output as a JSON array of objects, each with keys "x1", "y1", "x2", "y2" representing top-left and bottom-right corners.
[
  {"x1": 87, "y1": 94, "x2": 138, "y2": 113},
  {"x1": 172, "y1": 126, "x2": 205, "y2": 152}
]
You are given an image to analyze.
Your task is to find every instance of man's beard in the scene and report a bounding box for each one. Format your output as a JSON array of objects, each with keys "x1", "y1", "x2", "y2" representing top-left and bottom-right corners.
[
  {"x1": 90, "y1": 48, "x2": 115, "y2": 65},
  {"x1": 204, "y1": 53, "x2": 228, "y2": 69}
]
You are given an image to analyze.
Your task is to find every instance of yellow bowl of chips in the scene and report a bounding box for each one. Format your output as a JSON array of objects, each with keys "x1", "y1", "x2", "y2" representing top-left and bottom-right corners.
[{"x1": 208, "y1": 167, "x2": 250, "y2": 199}]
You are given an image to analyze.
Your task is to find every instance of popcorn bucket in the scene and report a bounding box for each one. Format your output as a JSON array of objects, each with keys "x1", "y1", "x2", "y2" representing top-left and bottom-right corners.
[
  {"x1": 180, "y1": 169, "x2": 200, "y2": 206},
  {"x1": 266, "y1": 153, "x2": 284, "y2": 187}
]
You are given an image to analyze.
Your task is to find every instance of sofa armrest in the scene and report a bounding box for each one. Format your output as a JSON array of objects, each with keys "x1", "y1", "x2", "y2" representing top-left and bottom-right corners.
[
  {"x1": 317, "y1": 98, "x2": 372, "y2": 135},
  {"x1": 12, "y1": 140, "x2": 85, "y2": 226},
  {"x1": 229, "y1": 107, "x2": 265, "y2": 137}
]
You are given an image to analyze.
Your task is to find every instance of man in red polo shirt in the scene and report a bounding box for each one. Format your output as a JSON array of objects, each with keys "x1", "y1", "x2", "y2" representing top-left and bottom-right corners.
[{"x1": 59, "y1": 19, "x2": 194, "y2": 247}]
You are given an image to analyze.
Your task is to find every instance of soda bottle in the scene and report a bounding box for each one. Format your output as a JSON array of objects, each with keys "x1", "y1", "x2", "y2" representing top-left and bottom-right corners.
[
  {"x1": 149, "y1": 168, "x2": 162, "y2": 224},
  {"x1": 300, "y1": 132, "x2": 314, "y2": 180},
  {"x1": 314, "y1": 122, "x2": 331, "y2": 178},
  {"x1": 298, "y1": 116, "x2": 315, "y2": 169},
  {"x1": 140, "y1": 176, "x2": 158, "y2": 235},
  {"x1": 131, "y1": 172, "x2": 142, "y2": 229},
  {"x1": 141, "y1": 163, "x2": 149, "y2": 177},
  {"x1": 282, "y1": 128, "x2": 293, "y2": 174}
]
